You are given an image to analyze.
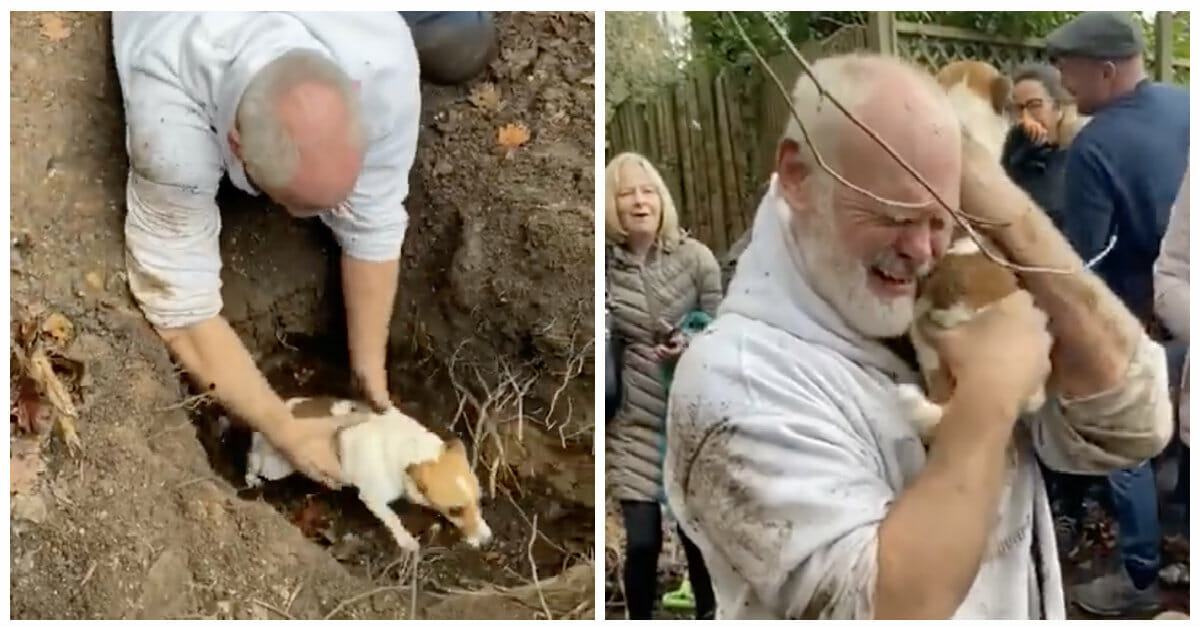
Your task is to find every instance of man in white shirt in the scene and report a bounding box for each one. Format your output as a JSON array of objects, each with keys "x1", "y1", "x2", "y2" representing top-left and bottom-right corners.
[
  {"x1": 112, "y1": 12, "x2": 483, "y2": 487},
  {"x1": 664, "y1": 54, "x2": 1172, "y2": 619}
]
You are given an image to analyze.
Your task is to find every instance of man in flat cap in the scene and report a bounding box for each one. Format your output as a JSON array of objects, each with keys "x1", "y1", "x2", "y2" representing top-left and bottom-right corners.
[{"x1": 1046, "y1": 11, "x2": 1189, "y2": 617}]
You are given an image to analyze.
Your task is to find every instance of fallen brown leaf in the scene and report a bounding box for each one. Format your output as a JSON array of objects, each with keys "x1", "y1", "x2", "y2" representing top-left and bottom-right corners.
[
  {"x1": 10, "y1": 438, "x2": 45, "y2": 496},
  {"x1": 497, "y1": 122, "x2": 531, "y2": 150},
  {"x1": 468, "y1": 82, "x2": 502, "y2": 111},
  {"x1": 41, "y1": 312, "x2": 74, "y2": 347},
  {"x1": 12, "y1": 376, "x2": 51, "y2": 435},
  {"x1": 38, "y1": 13, "x2": 72, "y2": 42}
]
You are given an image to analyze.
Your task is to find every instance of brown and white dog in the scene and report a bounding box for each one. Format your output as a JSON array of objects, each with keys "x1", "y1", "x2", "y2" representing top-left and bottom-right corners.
[
  {"x1": 897, "y1": 234, "x2": 1048, "y2": 443},
  {"x1": 935, "y1": 60, "x2": 1013, "y2": 161},
  {"x1": 245, "y1": 397, "x2": 493, "y2": 552}
]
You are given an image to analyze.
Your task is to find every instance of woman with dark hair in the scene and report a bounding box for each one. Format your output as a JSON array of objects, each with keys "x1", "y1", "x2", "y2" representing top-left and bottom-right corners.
[{"x1": 1000, "y1": 62, "x2": 1086, "y2": 230}]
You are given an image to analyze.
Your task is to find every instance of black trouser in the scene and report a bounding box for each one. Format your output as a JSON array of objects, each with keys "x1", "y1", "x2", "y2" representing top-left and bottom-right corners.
[{"x1": 620, "y1": 500, "x2": 716, "y2": 620}]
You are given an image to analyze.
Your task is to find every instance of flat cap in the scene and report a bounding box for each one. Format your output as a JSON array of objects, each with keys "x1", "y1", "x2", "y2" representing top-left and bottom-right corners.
[{"x1": 1046, "y1": 12, "x2": 1145, "y2": 60}]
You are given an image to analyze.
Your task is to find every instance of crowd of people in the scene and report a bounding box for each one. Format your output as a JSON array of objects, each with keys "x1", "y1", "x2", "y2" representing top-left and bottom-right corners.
[{"x1": 605, "y1": 11, "x2": 1188, "y2": 620}]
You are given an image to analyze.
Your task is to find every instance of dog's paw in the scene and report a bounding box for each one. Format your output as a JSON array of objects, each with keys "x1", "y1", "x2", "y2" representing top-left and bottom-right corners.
[
  {"x1": 390, "y1": 530, "x2": 421, "y2": 553},
  {"x1": 897, "y1": 383, "x2": 943, "y2": 441}
]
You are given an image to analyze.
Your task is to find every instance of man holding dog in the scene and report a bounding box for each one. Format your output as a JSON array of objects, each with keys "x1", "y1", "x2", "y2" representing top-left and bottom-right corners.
[
  {"x1": 113, "y1": 12, "x2": 494, "y2": 488},
  {"x1": 664, "y1": 50, "x2": 1172, "y2": 619}
]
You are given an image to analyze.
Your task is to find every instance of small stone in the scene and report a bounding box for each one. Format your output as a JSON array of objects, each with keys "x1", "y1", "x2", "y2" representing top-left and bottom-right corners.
[
  {"x1": 13, "y1": 494, "x2": 48, "y2": 523},
  {"x1": 84, "y1": 271, "x2": 103, "y2": 291}
]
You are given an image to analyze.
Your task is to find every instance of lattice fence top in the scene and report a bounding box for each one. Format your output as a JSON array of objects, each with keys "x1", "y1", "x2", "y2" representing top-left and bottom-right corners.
[{"x1": 896, "y1": 22, "x2": 1049, "y2": 75}]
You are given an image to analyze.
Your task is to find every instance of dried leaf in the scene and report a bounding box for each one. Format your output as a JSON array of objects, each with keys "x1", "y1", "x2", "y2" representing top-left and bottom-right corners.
[
  {"x1": 10, "y1": 438, "x2": 45, "y2": 496},
  {"x1": 497, "y1": 122, "x2": 531, "y2": 150},
  {"x1": 41, "y1": 312, "x2": 74, "y2": 347},
  {"x1": 38, "y1": 14, "x2": 72, "y2": 42},
  {"x1": 13, "y1": 376, "x2": 50, "y2": 435},
  {"x1": 468, "y1": 82, "x2": 501, "y2": 111},
  {"x1": 289, "y1": 497, "x2": 330, "y2": 539},
  {"x1": 14, "y1": 317, "x2": 38, "y2": 356},
  {"x1": 28, "y1": 349, "x2": 81, "y2": 453}
]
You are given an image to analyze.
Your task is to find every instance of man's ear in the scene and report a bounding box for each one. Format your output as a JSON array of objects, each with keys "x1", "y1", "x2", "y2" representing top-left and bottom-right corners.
[
  {"x1": 776, "y1": 138, "x2": 815, "y2": 216},
  {"x1": 228, "y1": 128, "x2": 242, "y2": 160}
]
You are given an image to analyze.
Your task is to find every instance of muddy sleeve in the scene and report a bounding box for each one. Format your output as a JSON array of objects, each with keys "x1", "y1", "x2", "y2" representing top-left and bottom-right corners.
[
  {"x1": 1031, "y1": 333, "x2": 1173, "y2": 474},
  {"x1": 320, "y1": 77, "x2": 420, "y2": 262},
  {"x1": 694, "y1": 243, "x2": 723, "y2": 316},
  {"x1": 1154, "y1": 166, "x2": 1189, "y2": 340},
  {"x1": 121, "y1": 73, "x2": 225, "y2": 330},
  {"x1": 679, "y1": 409, "x2": 888, "y2": 619}
]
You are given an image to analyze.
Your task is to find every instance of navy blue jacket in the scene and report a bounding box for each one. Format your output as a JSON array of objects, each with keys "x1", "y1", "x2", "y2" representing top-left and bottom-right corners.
[{"x1": 1060, "y1": 80, "x2": 1189, "y2": 324}]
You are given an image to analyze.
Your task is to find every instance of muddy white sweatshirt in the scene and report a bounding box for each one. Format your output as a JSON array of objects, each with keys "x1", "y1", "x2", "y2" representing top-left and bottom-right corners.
[
  {"x1": 663, "y1": 177, "x2": 1172, "y2": 619},
  {"x1": 112, "y1": 12, "x2": 420, "y2": 328}
]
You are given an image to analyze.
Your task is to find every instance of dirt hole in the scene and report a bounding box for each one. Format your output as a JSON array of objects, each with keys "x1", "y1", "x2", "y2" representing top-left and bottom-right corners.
[{"x1": 185, "y1": 334, "x2": 592, "y2": 592}]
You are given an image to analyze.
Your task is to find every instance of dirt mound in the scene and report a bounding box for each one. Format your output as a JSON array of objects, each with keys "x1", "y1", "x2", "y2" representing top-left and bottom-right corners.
[
  {"x1": 395, "y1": 12, "x2": 596, "y2": 508},
  {"x1": 9, "y1": 11, "x2": 594, "y2": 620}
]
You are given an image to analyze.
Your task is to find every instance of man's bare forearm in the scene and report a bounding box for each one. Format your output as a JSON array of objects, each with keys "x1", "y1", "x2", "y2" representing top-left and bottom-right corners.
[
  {"x1": 875, "y1": 388, "x2": 1014, "y2": 618},
  {"x1": 985, "y1": 185, "x2": 1142, "y2": 398},
  {"x1": 342, "y1": 254, "x2": 399, "y2": 406},
  {"x1": 157, "y1": 315, "x2": 292, "y2": 438}
]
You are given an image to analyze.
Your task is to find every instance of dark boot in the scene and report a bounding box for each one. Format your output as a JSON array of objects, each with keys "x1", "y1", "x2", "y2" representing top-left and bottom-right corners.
[{"x1": 399, "y1": 12, "x2": 497, "y2": 86}]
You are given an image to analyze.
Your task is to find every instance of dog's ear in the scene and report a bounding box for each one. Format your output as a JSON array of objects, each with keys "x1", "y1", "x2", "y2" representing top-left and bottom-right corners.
[
  {"x1": 445, "y1": 438, "x2": 466, "y2": 456},
  {"x1": 990, "y1": 75, "x2": 1013, "y2": 117},
  {"x1": 406, "y1": 462, "x2": 430, "y2": 495}
]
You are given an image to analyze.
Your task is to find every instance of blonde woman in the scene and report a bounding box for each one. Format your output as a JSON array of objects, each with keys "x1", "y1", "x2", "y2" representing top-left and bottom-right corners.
[{"x1": 605, "y1": 152, "x2": 720, "y2": 619}]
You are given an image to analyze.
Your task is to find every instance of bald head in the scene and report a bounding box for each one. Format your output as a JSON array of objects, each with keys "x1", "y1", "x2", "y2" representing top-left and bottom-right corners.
[
  {"x1": 777, "y1": 54, "x2": 961, "y2": 222},
  {"x1": 234, "y1": 50, "x2": 365, "y2": 217},
  {"x1": 774, "y1": 54, "x2": 962, "y2": 338}
]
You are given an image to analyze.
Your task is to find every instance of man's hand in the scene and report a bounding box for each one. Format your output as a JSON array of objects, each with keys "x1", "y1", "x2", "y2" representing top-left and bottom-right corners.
[
  {"x1": 158, "y1": 315, "x2": 348, "y2": 487},
  {"x1": 922, "y1": 291, "x2": 1053, "y2": 421},
  {"x1": 270, "y1": 418, "x2": 346, "y2": 489},
  {"x1": 876, "y1": 291, "x2": 1051, "y2": 618}
]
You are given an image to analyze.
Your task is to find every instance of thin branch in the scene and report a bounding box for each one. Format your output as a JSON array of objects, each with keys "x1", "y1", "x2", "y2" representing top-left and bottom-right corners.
[
  {"x1": 251, "y1": 599, "x2": 295, "y2": 620},
  {"x1": 323, "y1": 585, "x2": 406, "y2": 620},
  {"x1": 727, "y1": 12, "x2": 1080, "y2": 275},
  {"x1": 527, "y1": 514, "x2": 553, "y2": 620}
]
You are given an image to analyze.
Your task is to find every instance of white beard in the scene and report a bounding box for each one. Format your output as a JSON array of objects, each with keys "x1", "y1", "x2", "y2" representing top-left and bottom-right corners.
[{"x1": 795, "y1": 196, "x2": 916, "y2": 339}]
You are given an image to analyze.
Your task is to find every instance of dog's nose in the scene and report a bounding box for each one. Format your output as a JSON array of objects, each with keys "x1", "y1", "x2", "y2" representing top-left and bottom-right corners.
[{"x1": 467, "y1": 522, "x2": 493, "y2": 547}]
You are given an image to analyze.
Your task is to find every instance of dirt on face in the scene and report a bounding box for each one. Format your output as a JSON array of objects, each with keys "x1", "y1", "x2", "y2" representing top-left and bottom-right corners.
[{"x1": 9, "y1": 11, "x2": 595, "y2": 620}]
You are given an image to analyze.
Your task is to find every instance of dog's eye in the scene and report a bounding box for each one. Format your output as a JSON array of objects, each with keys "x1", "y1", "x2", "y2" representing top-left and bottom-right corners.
[{"x1": 447, "y1": 506, "x2": 464, "y2": 518}]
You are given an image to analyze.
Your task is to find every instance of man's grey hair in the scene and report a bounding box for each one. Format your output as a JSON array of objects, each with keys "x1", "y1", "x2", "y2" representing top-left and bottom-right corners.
[
  {"x1": 236, "y1": 49, "x2": 364, "y2": 191},
  {"x1": 780, "y1": 53, "x2": 948, "y2": 176}
]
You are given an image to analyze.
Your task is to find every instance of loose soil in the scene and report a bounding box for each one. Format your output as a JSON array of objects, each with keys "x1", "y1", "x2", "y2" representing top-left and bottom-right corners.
[{"x1": 10, "y1": 11, "x2": 595, "y2": 620}]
